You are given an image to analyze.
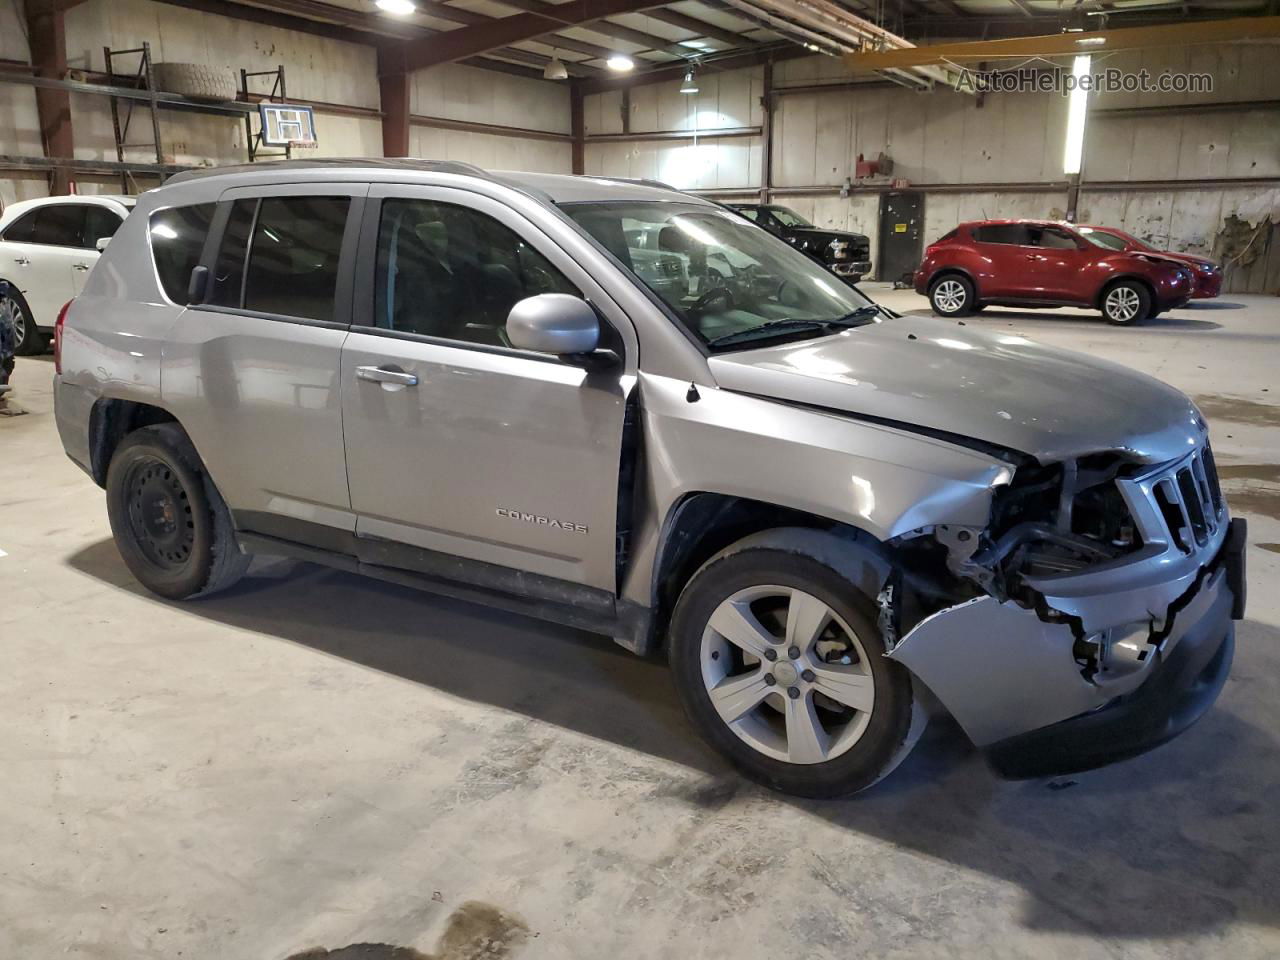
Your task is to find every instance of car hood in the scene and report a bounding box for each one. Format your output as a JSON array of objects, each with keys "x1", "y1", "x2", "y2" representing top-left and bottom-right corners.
[
  {"x1": 787, "y1": 227, "x2": 869, "y2": 243},
  {"x1": 1148, "y1": 250, "x2": 1215, "y2": 269},
  {"x1": 707, "y1": 315, "x2": 1205, "y2": 464}
]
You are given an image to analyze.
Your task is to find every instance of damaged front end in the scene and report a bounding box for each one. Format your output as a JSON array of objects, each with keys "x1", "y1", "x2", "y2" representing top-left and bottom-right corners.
[{"x1": 883, "y1": 440, "x2": 1246, "y2": 778}]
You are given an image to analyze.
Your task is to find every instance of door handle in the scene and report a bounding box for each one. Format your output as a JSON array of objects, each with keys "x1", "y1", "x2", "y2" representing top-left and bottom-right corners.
[
  {"x1": 355, "y1": 364, "x2": 418, "y2": 387},
  {"x1": 73, "y1": 263, "x2": 91, "y2": 271},
  {"x1": 13, "y1": 257, "x2": 29, "y2": 266}
]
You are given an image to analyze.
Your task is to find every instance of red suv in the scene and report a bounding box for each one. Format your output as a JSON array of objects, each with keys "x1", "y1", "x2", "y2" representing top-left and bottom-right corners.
[
  {"x1": 914, "y1": 219, "x2": 1194, "y2": 325},
  {"x1": 1075, "y1": 225, "x2": 1222, "y2": 299}
]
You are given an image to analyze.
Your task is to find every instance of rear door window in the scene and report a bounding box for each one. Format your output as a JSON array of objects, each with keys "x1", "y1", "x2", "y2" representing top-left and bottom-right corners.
[
  {"x1": 243, "y1": 197, "x2": 349, "y2": 322},
  {"x1": 210, "y1": 199, "x2": 256, "y2": 308},
  {"x1": 32, "y1": 205, "x2": 87, "y2": 247},
  {"x1": 972, "y1": 224, "x2": 1029, "y2": 245},
  {"x1": 207, "y1": 196, "x2": 350, "y2": 321},
  {"x1": 150, "y1": 203, "x2": 216, "y2": 303}
]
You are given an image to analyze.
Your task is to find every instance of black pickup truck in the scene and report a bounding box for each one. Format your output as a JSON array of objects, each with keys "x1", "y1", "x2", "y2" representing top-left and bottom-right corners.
[{"x1": 728, "y1": 204, "x2": 872, "y2": 283}]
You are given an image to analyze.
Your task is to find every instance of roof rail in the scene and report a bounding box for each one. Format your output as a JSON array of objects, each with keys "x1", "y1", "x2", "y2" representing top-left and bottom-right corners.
[{"x1": 164, "y1": 157, "x2": 494, "y2": 186}]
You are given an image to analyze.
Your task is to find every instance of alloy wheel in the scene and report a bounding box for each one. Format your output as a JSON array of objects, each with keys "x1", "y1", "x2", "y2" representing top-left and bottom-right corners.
[
  {"x1": 700, "y1": 585, "x2": 875, "y2": 765},
  {"x1": 1, "y1": 295, "x2": 23, "y2": 347},
  {"x1": 933, "y1": 279, "x2": 966, "y2": 313},
  {"x1": 1105, "y1": 286, "x2": 1142, "y2": 323}
]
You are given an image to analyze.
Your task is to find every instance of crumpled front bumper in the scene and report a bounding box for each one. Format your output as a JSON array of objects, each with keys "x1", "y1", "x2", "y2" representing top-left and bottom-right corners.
[{"x1": 889, "y1": 518, "x2": 1247, "y2": 779}]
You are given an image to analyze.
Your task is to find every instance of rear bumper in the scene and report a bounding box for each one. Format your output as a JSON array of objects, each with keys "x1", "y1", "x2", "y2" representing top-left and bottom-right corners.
[{"x1": 53, "y1": 375, "x2": 95, "y2": 478}]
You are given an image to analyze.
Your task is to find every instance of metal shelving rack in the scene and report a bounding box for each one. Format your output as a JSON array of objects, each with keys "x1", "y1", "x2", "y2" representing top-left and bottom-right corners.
[
  {"x1": 240, "y1": 65, "x2": 292, "y2": 163},
  {"x1": 103, "y1": 42, "x2": 165, "y2": 192},
  {"x1": 0, "y1": 45, "x2": 292, "y2": 192}
]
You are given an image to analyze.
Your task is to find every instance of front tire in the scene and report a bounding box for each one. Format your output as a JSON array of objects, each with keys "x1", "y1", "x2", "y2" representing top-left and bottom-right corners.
[
  {"x1": 929, "y1": 275, "x2": 975, "y2": 317},
  {"x1": 668, "y1": 531, "x2": 924, "y2": 798},
  {"x1": 1100, "y1": 280, "x2": 1151, "y2": 326},
  {"x1": 105, "y1": 423, "x2": 250, "y2": 600},
  {"x1": 1, "y1": 287, "x2": 45, "y2": 355}
]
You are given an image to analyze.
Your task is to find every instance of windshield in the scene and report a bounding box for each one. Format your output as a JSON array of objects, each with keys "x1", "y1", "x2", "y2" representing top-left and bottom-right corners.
[
  {"x1": 767, "y1": 206, "x2": 813, "y2": 228},
  {"x1": 1079, "y1": 227, "x2": 1136, "y2": 252},
  {"x1": 564, "y1": 201, "x2": 877, "y2": 351}
]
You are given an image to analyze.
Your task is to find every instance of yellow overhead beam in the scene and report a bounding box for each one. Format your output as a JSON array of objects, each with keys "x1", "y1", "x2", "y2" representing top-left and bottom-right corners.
[{"x1": 843, "y1": 15, "x2": 1280, "y2": 72}]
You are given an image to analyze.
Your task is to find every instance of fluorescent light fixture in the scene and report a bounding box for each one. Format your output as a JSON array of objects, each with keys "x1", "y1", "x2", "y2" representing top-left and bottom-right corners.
[
  {"x1": 1063, "y1": 53, "x2": 1091, "y2": 176},
  {"x1": 1077, "y1": 36, "x2": 1106, "y2": 45},
  {"x1": 375, "y1": 0, "x2": 416, "y2": 14},
  {"x1": 679, "y1": 68, "x2": 698, "y2": 94},
  {"x1": 606, "y1": 54, "x2": 634, "y2": 72},
  {"x1": 543, "y1": 55, "x2": 568, "y2": 80}
]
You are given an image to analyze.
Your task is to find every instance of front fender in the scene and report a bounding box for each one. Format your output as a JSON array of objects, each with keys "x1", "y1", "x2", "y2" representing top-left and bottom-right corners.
[{"x1": 621, "y1": 372, "x2": 1012, "y2": 605}]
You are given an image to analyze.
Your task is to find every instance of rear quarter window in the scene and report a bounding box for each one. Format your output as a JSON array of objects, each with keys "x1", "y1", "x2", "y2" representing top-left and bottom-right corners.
[
  {"x1": 150, "y1": 203, "x2": 216, "y2": 304},
  {"x1": 1, "y1": 210, "x2": 38, "y2": 243}
]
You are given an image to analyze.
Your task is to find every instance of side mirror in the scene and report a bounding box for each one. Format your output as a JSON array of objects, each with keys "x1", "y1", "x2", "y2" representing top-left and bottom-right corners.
[
  {"x1": 506, "y1": 293, "x2": 601, "y2": 358},
  {"x1": 187, "y1": 265, "x2": 210, "y2": 304},
  {"x1": 95, "y1": 237, "x2": 111, "y2": 252}
]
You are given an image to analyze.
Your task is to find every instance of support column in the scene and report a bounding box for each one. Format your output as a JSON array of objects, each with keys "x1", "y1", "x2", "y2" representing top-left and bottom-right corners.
[
  {"x1": 1065, "y1": 173, "x2": 1082, "y2": 223},
  {"x1": 569, "y1": 79, "x2": 585, "y2": 175},
  {"x1": 25, "y1": 1, "x2": 74, "y2": 195},
  {"x1": 377, "y1": 44, "x2": 411, "y2": 158},
  {"x1": 759, "y1": 58, "x2": 774, "y2": 204}
]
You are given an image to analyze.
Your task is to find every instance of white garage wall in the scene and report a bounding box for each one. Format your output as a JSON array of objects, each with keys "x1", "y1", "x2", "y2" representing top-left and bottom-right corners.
[
  {"x1": 2, "y1": 0, "x2": 573, "y2": 203},
  {"x1": 57, "y1": 0, "x2": 381, "y2": 184},
  {"x1": 409, "y1": 62, "x2": 571, "y2": 173},
  {"x1": 0, "y1": 0, "x2": 49, "y2": 208},
  {"x1": 585, "y1": 49, "x2": 1280, "y2": 290},
  {"x1": 411, "y1": 62, "x2": 570, "y2": 136},
  {"x1": 583, "y1": 66, "x2": 764, "y2": 191},
  {"x1": 411, "y1": 124, "x2": 571, "y2": 174}
]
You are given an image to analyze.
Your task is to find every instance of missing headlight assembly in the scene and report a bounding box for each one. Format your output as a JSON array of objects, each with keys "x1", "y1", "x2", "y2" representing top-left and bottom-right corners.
[{"x1": 882, "y1": 440, "x2": 1236, "y2": 752}]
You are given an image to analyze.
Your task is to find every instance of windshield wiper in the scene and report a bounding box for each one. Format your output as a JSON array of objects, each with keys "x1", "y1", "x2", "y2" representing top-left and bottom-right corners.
[
  {"x1": 705, "y1": 306, "x2": 881, "y2": 349},
  {"x1": 833, "y1": 305, "x2": 882, "y2": 325},
  {"x1": 705, "y1": 319, "x2": 832, "y2": 349}
]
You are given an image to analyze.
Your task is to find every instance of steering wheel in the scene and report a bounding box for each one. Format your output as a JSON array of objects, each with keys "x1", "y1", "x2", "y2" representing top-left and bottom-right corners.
[{"x1": 690, "y1": 286, "x2": 735, "y2": 317}]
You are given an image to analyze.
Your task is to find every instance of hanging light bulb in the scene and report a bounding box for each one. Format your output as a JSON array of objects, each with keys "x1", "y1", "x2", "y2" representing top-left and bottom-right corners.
[
  {"x1": 543, "y1": 52, "x2": 568, "y2": 81},
  {"x1": 606, "y1": 54, "x2": 634, "y2": 72},
  {"x1": 679, "y1": 67, "x2": 699, "y2": 95}
]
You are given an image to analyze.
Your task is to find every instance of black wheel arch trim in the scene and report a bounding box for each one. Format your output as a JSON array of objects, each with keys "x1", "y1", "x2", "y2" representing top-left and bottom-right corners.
[{"x1": 926, "y1": 267, "x2": 978, "y2": 299}]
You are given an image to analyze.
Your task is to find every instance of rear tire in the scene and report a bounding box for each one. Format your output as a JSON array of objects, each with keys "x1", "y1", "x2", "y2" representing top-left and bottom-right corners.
[
  {"x1": 105, "y1": 423, "x2": 250, "y2": 600},
  {"x1": 2, "y1": 287, "x2": 45, "y2": 355},
  {"x1": 668, "y1": 529, "x2": 924, "y2": 798},
  {"x1": 1100, "y1": 280, "x2": 1151, "y2": 326},
  {"x1": 929, "y1": 275, "x2": 975, "y2": 317}
]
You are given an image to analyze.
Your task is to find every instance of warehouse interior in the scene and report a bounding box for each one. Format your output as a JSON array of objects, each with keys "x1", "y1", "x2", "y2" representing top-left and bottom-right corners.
[{"x1": 2, "y1": 0, "x2": 1279, "y2": 957}]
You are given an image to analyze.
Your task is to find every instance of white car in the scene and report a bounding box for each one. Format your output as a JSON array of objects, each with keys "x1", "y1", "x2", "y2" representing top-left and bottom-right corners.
[{"x1": 0, "y1": 194, "x2": 135, "y2": 354}]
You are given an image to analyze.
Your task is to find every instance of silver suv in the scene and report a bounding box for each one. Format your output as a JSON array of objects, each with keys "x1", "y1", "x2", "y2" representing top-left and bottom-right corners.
[{"x1": 54, "y1": 160, "x2": 1246, "y2": 796}]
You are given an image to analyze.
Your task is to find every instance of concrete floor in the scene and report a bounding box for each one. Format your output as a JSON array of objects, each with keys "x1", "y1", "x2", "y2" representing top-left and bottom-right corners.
[{"x1": 2, "y1": 288, "x2": 1279, "y2": 960}]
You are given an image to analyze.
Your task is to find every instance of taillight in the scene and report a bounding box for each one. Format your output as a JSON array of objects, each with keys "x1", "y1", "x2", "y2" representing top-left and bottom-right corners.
[{"x1": 54, "y1": 299, "x2": 72, "y2": 375}]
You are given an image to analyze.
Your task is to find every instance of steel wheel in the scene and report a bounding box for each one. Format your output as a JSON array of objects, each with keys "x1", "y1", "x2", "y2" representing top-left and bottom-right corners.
[
  {"x1": 1104, "y1": 285, "x2": 1142, "y2": 323},
  {"x1": 123, "y1": 456, "x2": 196, "y2": 569},
  {"x1": 700, "y1": 584, "x2": 875, "y2": 765}
]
